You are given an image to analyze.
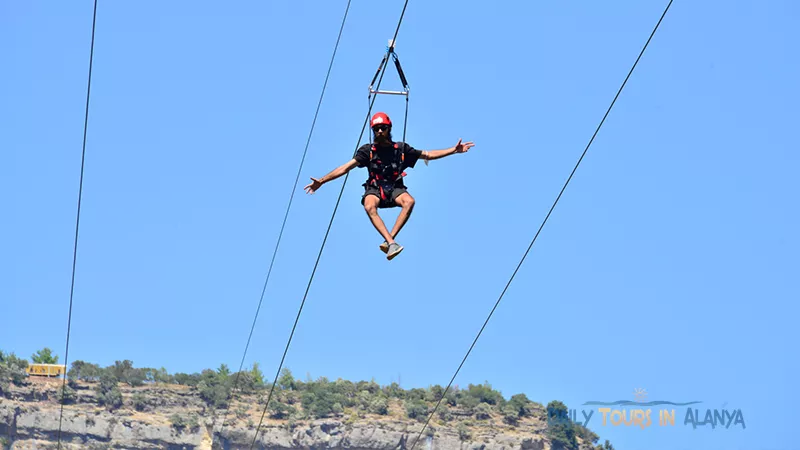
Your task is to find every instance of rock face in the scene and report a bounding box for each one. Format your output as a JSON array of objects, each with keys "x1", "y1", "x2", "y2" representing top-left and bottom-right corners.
[{"x1": 0, "y1": 379, "x2": 586, "y2": 450}]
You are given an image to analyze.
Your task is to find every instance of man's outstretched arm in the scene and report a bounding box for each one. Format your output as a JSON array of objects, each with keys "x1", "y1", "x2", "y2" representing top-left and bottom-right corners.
[
  {"x1": 421, "y1": 139, "x2": 475, "y2": 161},
  {"x1": 304, "y1": 159, "x2": 358, "y2": 194}
]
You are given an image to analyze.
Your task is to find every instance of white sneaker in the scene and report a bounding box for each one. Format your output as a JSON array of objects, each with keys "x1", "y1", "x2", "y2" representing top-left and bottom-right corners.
[{"x1": 386, "y1": 243, "x2": 403, "y2": 260}]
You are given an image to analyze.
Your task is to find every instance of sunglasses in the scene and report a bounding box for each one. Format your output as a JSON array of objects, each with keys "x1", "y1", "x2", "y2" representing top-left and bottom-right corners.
[{"x1": 372, "y1": 124, "x2": 390, "y2": 132}]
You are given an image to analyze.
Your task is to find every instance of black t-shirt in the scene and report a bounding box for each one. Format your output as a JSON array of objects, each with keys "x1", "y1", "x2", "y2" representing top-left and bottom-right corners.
[
  {"x1": 353, "y1": 142, "x2": 422, "y2": 188},
  {"x1": 353, "y1": 142, "x2": 422, "y2": 170}
]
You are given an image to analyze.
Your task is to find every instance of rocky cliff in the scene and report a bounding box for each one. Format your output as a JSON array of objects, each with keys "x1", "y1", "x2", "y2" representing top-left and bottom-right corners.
[{"x1": 0, "y1": 377, "x2": 601, "y2": 450}]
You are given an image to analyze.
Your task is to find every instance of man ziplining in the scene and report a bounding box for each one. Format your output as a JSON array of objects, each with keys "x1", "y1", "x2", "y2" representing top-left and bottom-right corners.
[{"x1": 304, "y1": 112, "x2": 475, "y2": 260}]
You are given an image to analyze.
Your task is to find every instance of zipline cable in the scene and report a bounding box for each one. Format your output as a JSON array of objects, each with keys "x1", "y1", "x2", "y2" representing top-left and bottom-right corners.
[
  {"x1": 406, "y1": 2, "x2": 674, "y2": 449},
  {"x1": 211, "y1": 0, "x2": 353, "y2": 444},
  {"x1": 248, "y1": 2, "x2": 411, "y2": 448},
  {"x1": 56, "y1": 0, "x2": 99, "y2": 448}
]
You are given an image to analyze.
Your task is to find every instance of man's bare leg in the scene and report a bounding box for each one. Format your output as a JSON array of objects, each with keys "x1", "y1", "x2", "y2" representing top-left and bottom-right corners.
[
  {"x1": 378, "y1": 192, "x2": 415, "y2": 253},
  {"x1": 364, "y1": 195, "x2": 395, "y2": 244},
  {"x1": 390, "y1": 192, "x2": 415, "y2": 239}
]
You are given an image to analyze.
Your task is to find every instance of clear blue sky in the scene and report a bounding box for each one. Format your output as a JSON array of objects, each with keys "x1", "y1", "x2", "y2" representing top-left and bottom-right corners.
[{"x1": 3, "y1": 1, "x2": 798, "y2": 449}]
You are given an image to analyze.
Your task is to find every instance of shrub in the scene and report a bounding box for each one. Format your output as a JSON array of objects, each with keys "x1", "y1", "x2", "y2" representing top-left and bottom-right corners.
[
  {"x1": 187, "y1": 414, "x2": 200, "y2": 432},
  {"x1": 301, "y1": 388, "x2": 337, "y2": 418},
  {"x1": 132, "y1": 393, "x2": 148, "y2": 412},
  {"x1": 426, "y1": 385, "x2": 444, "y2": 402},
  {"x1": 153, "y1": 367, "x2": 173, "y2": 384},
  {"x1": 508, "y1": 393, "x2": 535, "y2": 417},
  {"x1": 357, "y1": 391, "x2": 373, "y2": 410},
  {"x1": 406, "y1": 400, "x2": 427, "y2": 421},
  {"x1": 95, "y1": 372, "x2": 123, "y2": 410},
  {"x1": 57, "y1": 384, "x2": 76, "y2": 405},
  {"x1": 465, "y1": 382, "x2": 504, "y2": 406},
  {"x1": 459, "y1": 395, "x2": 479, "y2": 410},
  {"x1": 502, "y1": 404, "x2": 519, "y2": 425},
  {"x1": 0, "y1": 351, "x2": 28, "y2": 396},
  {"x1": 170, "y1": 414, "x2": 186, "y2": 430},
  {"x1": 475, "y1": 403, "x2": 492, "y2": 420},
  {"x1": 269, "y1": 399, "x2": 296, "y2": 419},
  {"x1": 174, "y1": 373, "x2": 200, "y2": 387},
  {"x1": 457, "y1": 423, "x2": 471, "y2": 441},
  {"x1": 406, "y1": 388, "x2": 427, "y2": 402},
  {"x1": 369, "y1": 396, "x2": 388, "y2": 415},
  {"x1": 437, "y1": 404, "x2": 453, "y2": 422},
  {"x1": 382, "y1": 382, "x2": 404, "y2": 399},
  {"x1": 575, "y1": 424, "x2": 599, "y2": 446},
  {"x1": 444, "y1": 389, "x2": 458, "y2": 406},
  {"x1": 232, "y1": 371, "x2": 259, "y2": 394},
  {"x1": 197, "y1": 369, "x2": 231, "y2": 409}
]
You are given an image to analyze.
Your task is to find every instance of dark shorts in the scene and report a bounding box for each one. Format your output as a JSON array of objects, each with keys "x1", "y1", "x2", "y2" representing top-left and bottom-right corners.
[{"x1": 361, "y1": 185, "x2": 409, "y2": 208}]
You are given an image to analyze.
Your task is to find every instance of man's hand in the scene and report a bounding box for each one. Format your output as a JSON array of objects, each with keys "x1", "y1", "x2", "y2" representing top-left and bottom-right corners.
[
  {"x1": 453, "y1": 138, "x2": 475, "y2": 154},
  {"x1": 304, "y1": 177, "x2": 323, "y2": 194},
  {"x1": 422, "y1": 140, "x2": 476, "y2": 161},
  {"x1": 304, "y1": 159, "x2": 358, "y2": 195}
]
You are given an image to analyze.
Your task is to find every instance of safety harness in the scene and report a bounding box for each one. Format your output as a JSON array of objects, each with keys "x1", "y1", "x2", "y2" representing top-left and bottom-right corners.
[{"x1": 366, "y1": 142, "x2": 407, "y2": 201}]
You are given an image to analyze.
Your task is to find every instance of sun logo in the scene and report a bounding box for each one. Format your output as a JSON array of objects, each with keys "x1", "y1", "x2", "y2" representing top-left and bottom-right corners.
[{"x1": 634, "y1": 388, "x2": 648, "y2": 402}]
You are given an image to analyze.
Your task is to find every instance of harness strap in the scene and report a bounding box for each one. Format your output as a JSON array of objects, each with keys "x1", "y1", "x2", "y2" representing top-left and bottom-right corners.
[{"x1": 367, "y1": 142, "x2": 407, "y2": 195}]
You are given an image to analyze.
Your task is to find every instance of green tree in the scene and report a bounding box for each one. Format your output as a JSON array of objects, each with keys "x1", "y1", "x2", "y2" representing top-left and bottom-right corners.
[
  {"x1": 109, "y1": 360, "x2": 145, "y2": 386},
  {"x1": 406, "y1": 388, "x2": 427, "y2": 401},
  {"x1": 508, "y1": 393, "x2": 534, "y2": 417},
  {"x1": 69, "y1": 360, "x2": 102, "y2": 382},
  {"x1": 197, "y1": 369, "x2": 231, "y2": 409},
  {"x1": 333, "y1": 379, "x2": 357, "y2": 407},
  {"x1": 595, "y1": 440, "x2": 615, "y2": 450},
  {"x1": 278, "y1": 368, "x2": 296, "y2": 390},
  {"x1": 356, "y1": 379, "x2": 380, "y2": 394},
  {"x1": 546, "y1": 401, "x2": 577, "y2": 450},
  {"x1": 250, "y1": 362, "x2": 264, "y2": 386},
  {"x1": 153, "y1": 367, "x2": 173, "y2": 384},
  {"x1": 382, "y1": 382, "x2": 404, "y2": 399},
  {"x1": 233, "y1": 371, "x2": 259, "y2": 394},
  {"x1": 426, "y1": 384, "x2": 444, "y2": 402},
  {"x1": 465, "y1": 382, "x2": 504, "y2": 405},
  {"x1": 96, "y1": 372, "x2": 123, "y2": 410},
  {"x1": 31, "y1": 347, "x2": 58, "y2": 364}
]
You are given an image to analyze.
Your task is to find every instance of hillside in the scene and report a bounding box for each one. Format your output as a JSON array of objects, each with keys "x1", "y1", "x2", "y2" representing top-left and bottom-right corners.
[{"x1": 0, "y1": 353, "x2": 614, "y2": 450}]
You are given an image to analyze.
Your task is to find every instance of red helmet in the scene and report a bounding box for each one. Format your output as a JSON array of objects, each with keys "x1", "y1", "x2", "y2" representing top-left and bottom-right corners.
[{"x1": 370, "y1": 112, "x2": 392, "y2": 128}]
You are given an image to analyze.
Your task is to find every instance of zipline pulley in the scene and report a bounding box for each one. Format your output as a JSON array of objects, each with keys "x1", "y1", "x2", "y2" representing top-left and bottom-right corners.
[
  {"x1": 368, "y1": 39, "x2": 410, "y2": 97},
  {"x1": 367, "y1": 39, "x2": 422, "y2": 162}
]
